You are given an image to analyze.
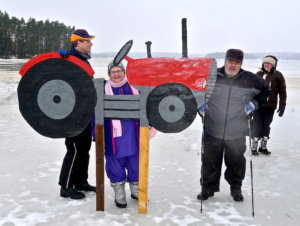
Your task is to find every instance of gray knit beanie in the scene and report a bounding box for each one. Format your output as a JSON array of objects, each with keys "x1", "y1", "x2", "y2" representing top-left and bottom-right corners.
[{"x1": 108, "y1": 61, "x2": 125, "y2": 75}]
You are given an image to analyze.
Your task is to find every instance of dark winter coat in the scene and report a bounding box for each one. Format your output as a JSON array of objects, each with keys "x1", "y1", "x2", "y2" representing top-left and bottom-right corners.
[
  {"x1": 204, "y1": 67, "x2": 270, "y2": 140},
  {"x1": 256, "y1": 60, "x2": 286, "y2": 110},
  {"x1": 69, "y1": 46, "x2": 91, "y2": 66},
  {"x1": 69, "y1": 46, "x2": 96, "y2": 139},
  {"x1": 59, "y1": 46, "x2": 93, "y2": 189}
]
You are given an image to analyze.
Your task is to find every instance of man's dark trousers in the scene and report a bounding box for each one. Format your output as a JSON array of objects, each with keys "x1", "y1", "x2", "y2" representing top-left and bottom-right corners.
[
  {"x1": 59, "y1": 124, "x2": 92, "y2": 189},
  {"x1": 201, "y1": 133, "x2": 246, "y2": 193}
]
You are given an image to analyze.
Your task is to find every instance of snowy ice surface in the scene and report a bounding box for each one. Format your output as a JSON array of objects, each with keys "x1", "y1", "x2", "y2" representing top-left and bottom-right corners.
[{"x1": 0, "y1": 60, "x2": 300, "y2": 226}]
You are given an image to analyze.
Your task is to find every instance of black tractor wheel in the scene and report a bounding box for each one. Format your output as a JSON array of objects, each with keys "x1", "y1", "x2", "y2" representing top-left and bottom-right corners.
[
  {"x1": 18, "y1": 58, "x2": 96, "y2": 138},
  {"x1": 146, "y1": 83, "x2": 197, "y2": 133}
]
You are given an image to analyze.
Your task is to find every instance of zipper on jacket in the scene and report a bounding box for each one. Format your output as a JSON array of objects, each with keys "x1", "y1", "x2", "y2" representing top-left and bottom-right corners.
[{"x1": 222, "y1": 84, "x2": 232, "y2": 140}]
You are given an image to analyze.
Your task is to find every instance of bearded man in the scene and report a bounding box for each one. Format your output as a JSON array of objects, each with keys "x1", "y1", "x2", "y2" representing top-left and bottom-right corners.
[{"x1": 197, "y1": 49, "x2": 270, "y2": 202}]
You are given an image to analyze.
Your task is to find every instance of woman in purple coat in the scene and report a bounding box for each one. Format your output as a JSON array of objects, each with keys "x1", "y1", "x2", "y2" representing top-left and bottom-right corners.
[{"x1": 104, "y1": 61, "x2": 156, "y2": 208}]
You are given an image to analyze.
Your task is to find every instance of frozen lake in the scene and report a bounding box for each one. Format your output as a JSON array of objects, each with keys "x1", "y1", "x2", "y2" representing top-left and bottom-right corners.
[
  {"x1": 1, "y1": 57, "x2": 300, "y2": 77},
  {"x1": 0, "y1": 58, "x2": 300, "y2": 225}
]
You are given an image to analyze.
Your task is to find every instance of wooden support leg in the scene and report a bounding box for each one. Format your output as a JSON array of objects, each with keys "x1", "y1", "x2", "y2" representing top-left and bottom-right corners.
[
  {"x1": 138, "y1": 126, "x2": 150, "y2": 213},
  {"x1": 95, "y1": 124, "x2": 105, "y2": 211}
]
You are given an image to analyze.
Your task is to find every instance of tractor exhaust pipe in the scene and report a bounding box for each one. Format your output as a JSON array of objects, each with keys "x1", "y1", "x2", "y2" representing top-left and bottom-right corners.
[
  {"x1": 145, "y1": 41, "x2": 152, "y2": 58},
  {"x1": 182, "y1": 18, "x2": 188, "y2": 58}
]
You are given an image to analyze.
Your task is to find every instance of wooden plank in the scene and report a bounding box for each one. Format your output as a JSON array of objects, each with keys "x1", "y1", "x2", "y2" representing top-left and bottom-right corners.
[
  {"x1": 104, "y1": 110, "x2": 140, "y2": 119},
  {"x1": 95, "y1": 124, "x2": 105, "y2": 211},
  {"x1": 138, "y1": 126, "x2": 150, "y2": 214},
  {"x1": 104, "y1": 100, "x2": 140, "y2": 110},
  {"x1": 94, "y1": 79, "x2": 104, "y2": 125},
  {"x1": 138, "y1": 86, "x2": 151, "y2": 127},
  {"x1": 104, "y1": 95, "x2": 140, "y2": 101}
]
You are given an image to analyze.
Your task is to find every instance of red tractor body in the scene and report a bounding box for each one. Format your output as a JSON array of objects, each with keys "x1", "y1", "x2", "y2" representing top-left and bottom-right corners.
[
  {"x1": 126, "y1": 56, "x2": 214, "y2": 92},
  {"x1": 124, "y1": 55, "x2": 217, "y2": 133}
]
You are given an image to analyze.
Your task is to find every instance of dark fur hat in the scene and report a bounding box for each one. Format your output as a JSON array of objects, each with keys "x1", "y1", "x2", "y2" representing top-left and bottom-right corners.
[{"x1": 225, "y1": 49, "x2": 244, "y2": 62}]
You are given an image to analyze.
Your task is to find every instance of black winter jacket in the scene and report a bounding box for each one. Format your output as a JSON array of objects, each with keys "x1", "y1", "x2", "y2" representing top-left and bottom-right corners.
[
  {"x1": 204, "y1": 67, "x2": 270, "y2": 140},
  {"x1": 69, "y1": 46, "x2": 91, "y2": 66}
]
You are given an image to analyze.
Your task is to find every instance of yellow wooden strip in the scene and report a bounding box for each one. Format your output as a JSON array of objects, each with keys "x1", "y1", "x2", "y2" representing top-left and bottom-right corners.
[
  {"x1": 95, "y1": 125, "x2": 105, "y2": 211},
  {"x1": 138, "y1": 126, "x2": 150, "y2": 214}
]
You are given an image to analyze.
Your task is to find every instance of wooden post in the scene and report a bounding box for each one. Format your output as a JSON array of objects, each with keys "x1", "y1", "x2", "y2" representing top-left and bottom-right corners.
[
  {"x1": 137, "y1": 86, "x2": 151, "y2": 214},
  {"x1": 94, "y1": 79, "x2": 105, "y2": 211},
  {"x1": 138, "y1": 126, "x2": 150, "y2": 213},
  {"x1": 95, "y1": 125, "x2": 105, "y2": 211}
]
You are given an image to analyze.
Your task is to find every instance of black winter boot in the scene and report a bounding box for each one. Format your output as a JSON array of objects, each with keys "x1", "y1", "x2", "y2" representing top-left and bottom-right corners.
[
  {"x1": 74, "y1": 183, "x2": 96, "y2": 192},
  {"x1": 258, "y1": 136, "x2": 271, "y2": 155},
  {"x1": 60, "y1": 187, "x2": 86, "y2": 199},
  {"x1": 230, "y1": 188, "x2": 244, "y2": 202},
  {"x1": 197, "y1": 190, "x2": 214, "y2": 200},
  {"x1": 251, "y1": 137, "x2": 259, "y2": 156}
]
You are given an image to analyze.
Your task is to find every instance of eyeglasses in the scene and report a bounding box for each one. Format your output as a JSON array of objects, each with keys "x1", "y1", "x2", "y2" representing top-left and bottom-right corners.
[{"x1": 110, "y1": 70, "x2": 123, "y2": 75}]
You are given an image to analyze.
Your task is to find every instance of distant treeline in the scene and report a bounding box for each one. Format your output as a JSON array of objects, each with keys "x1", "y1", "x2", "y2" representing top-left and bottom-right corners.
[
  {"x1": 95, "y1": 51, "x2": 300, "y2": 60},
  {"x1": 205, "y1": 52, "x2": 300, "y2": 60},
  {"x1": 0, "y1": 10, "x2": 75, "y2": 59}
]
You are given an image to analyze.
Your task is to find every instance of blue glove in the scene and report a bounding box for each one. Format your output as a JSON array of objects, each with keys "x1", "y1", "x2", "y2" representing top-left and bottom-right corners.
[
  {"x1": 198, "y1": 103, "x2": 207, "y2": 117},
  {"x1": 245, "y1": 101, "x2": 255, "y2": 116},
  {"x1": 58, "y1": 49, "x2": 69, "y2": 58}
]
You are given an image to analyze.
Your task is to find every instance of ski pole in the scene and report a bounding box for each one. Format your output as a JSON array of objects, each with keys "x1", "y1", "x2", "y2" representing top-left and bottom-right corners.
[
  {"x1": 200, "y1": 129, "x2": 204, "y2": 213},
  {"x1": 199, "y1": 98, "x2": 206, "y2": 214},
  {"x1": 248, "y1": 114, "x2": 255, "y2": 217}
]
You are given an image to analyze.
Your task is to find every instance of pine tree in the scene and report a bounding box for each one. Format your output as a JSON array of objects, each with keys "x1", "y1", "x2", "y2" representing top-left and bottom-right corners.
[{"x1": 0, "y1": 10, "x2": 75, "y2": 58}]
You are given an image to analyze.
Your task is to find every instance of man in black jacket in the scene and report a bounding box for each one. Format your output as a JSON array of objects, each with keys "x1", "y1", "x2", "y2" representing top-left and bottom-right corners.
[
  {"x1": 197, "y1": 49, "x2": 270, "y2": 202},
  {"x1": 58, "y1": 29, "x2": 96, "y2": 199}
]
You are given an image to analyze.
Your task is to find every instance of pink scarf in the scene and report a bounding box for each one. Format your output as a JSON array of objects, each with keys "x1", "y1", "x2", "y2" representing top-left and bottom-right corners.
[
  {"x1": 105, "y1": 76, "x2": 139, "y2": 137},
  {"x1": 105, "y1": 76, "x2": 157, "y2": 139}
]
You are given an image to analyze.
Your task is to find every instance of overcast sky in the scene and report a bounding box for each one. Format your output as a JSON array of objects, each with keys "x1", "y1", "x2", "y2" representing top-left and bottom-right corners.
[{"x1": 1, "y1": 0, "x2": 300, "y2": 54}]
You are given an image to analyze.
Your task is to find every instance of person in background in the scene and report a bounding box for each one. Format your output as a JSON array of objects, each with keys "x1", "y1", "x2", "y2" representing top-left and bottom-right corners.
[
  {"x1": 103, "y1": 61, "x2": 157, "y2": 208},
  {"x1": 197, "y1": 49, "x2": 270, "y2": 202},
  {"x1": 58, "y1": 29, "x2": 96, "y2": 199},
  {"x1": 251, "y1": 55, "x2": 287, "y2": 155}
]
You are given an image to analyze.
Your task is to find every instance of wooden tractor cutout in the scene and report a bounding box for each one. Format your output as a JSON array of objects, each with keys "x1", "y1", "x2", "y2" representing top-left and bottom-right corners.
[{"x1": 17, "y1": 18, "x2": 217, "y2": 214}]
